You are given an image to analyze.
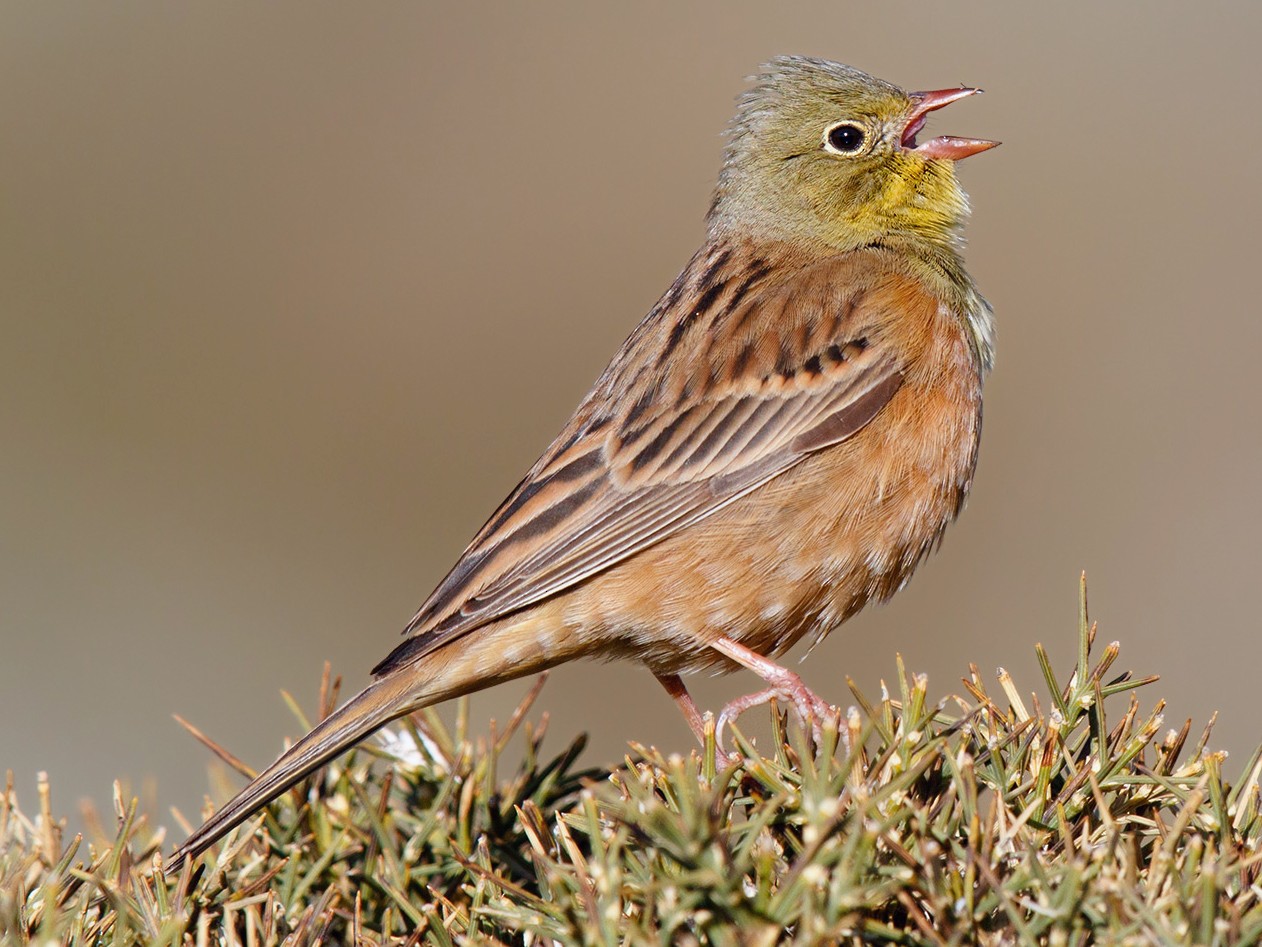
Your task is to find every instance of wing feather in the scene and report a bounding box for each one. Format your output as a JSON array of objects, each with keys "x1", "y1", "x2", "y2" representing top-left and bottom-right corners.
[{"x1": 374, "y1": 246, "x2": 916, "y2": 675}]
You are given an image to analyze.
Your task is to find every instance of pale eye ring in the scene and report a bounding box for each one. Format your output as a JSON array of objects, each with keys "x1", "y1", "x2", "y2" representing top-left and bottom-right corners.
[{"x1": 823, "y1": 121, "x2": 868, "y2": 155}]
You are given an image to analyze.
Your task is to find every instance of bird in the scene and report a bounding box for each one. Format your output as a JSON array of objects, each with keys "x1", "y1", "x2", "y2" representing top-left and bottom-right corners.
[{"x1": 166, "y1": 56, "x2": 997, "y2": 871}]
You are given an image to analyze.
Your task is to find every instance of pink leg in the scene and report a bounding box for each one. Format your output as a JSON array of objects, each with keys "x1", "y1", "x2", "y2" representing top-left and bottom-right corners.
[
  {"x1": 710, "y1": 636, "x2": 838, "y2": 742},
  {"x1": 654, "y1": 672, "x2": 737, "y2": 768},
  {"x1": 654, "y1": 672, "x2": 707, "y2": 744}
]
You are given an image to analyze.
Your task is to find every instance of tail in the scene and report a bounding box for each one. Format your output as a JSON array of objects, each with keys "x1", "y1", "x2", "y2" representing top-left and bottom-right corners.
[
  {"x1": 166, "y1": 610, "x2": 575, "y2": 873},
  {"x1": 165, "y1": 668, "x2": 417, "y2": 873}
]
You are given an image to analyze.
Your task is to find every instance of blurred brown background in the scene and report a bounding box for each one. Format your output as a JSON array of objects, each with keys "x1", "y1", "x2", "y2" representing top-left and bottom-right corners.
[{"x1": 3, "y1": 3, "x2": 1260, "y2": 828}]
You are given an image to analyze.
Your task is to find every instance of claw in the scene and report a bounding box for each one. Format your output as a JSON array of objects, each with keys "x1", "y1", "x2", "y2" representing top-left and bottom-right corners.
[{"x1": 716, "y1": 687, "x2": 779, "y2": 750}]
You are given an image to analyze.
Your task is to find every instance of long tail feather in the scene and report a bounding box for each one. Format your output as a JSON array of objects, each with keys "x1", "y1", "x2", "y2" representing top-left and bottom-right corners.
[
  {"x1": 166, "y1": 609, "x2": 569, "y2": 873},
  {"x1": 165, "y1": 670, "x2": 414, "y2": 872}
]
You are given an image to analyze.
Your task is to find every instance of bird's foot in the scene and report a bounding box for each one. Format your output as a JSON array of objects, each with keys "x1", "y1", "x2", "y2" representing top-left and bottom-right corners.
[
  {"x1": 716, "y1": 675, "x2": 839, "y2": 749},
  {"x1": 655, "y1": 651, "x2": 842, "y2": 768},
  {"x1": 707, "y1": 635, "x2": 840, "y2": 751}
]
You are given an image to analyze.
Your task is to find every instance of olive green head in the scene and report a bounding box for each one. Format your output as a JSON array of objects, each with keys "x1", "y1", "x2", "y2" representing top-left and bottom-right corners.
[{"x1": 711, "y1": 56, "x2": 996, "y2": 253}]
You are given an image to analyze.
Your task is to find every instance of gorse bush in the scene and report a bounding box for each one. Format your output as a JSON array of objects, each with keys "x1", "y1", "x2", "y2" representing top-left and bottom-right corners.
[{"x1": 2, "y1": 578, "x2": 1260, "y2": 945}]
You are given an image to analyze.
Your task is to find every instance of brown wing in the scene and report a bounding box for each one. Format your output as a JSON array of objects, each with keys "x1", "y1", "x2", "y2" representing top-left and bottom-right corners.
[{"x1": 374, "y1": 244, "x2": 915, "y2": 675}]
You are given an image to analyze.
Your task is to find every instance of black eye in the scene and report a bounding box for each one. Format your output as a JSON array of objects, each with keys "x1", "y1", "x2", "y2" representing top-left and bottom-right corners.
[{"x1": 825, "y1": 122, "x2": 867, "y2": 155}]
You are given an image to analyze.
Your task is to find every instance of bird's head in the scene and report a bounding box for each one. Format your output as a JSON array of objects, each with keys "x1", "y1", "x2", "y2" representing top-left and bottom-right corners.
[{"x1": 712, "y1": 56, "x2": 998, "y2": 253}]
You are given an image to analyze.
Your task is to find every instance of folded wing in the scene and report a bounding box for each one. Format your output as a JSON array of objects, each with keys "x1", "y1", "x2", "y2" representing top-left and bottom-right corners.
[{"x1": 375, "y1": 248, "x2": 912, "y2": 674}]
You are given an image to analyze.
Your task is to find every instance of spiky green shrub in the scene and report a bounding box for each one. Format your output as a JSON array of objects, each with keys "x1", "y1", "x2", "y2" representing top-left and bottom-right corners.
[{"x1": 3, "y1": 579, "x2": 1260, "y2": 945}]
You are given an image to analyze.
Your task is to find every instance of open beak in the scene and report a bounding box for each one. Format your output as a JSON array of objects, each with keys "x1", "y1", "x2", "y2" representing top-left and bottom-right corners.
[{"x1": 901, "y1": 87, "x2": 999, "y2": 161}]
